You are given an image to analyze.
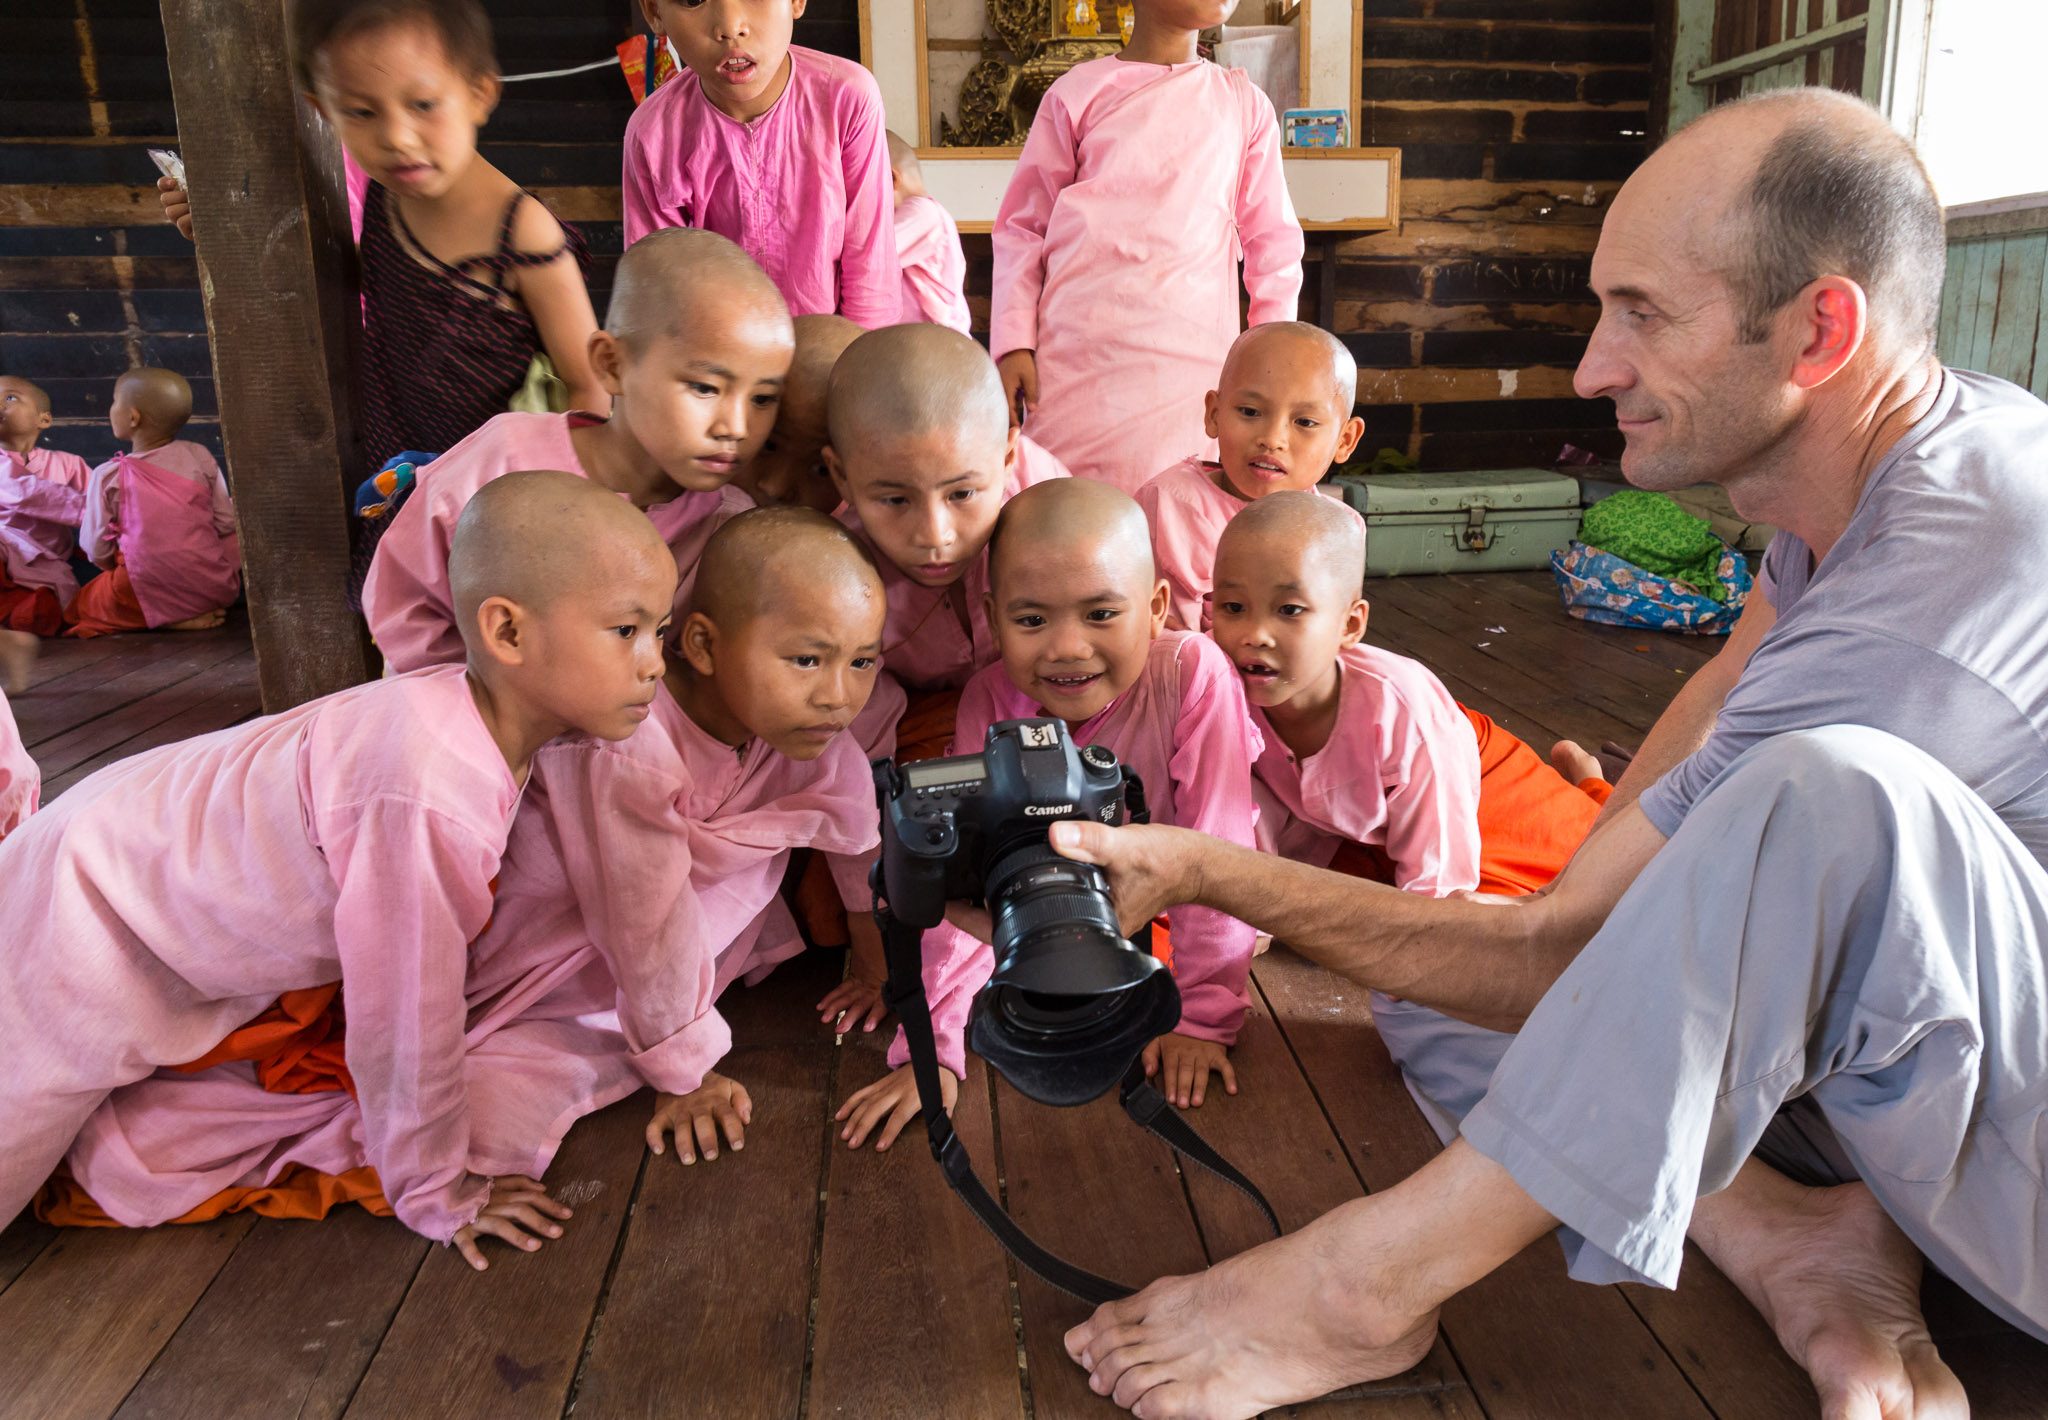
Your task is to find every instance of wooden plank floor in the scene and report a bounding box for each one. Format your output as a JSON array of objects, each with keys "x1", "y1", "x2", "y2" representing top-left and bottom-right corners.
[{"x1": 3, "y1": 573, "x2": 2043, "y2": 1419}]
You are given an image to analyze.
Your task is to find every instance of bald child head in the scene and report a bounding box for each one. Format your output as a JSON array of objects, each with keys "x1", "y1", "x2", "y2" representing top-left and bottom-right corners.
[
  {"x1": 1222, "y1": 323, "x2": 1357, "y2": 413},
  {"x1": 112, "y1": 367, "x2": 193, "y2": 443},
  {"x1": 0, "y1": 377, "x2": 54, "y2": 450},
  {"x1": 1217, "y1": 490, "x2": 1365, "y2": 604},
  {"x1": 988, "y1": 478, "x2": 1154, "y2": 594},
  {"x1": 827, "y1": 323, "x2": 1008, "y2": 461},
  {"x1": 0, "y1": 377, "x2": 51, "y2": 417},
  {"x1": 691, "y1": 505, "x2": 883, "y2": 634},
  {"x1": 606, "y1": 227, "x2": 789, "y2": 353},
  {"x1": 886, "y1": 130, "x2": 922, "y2": 200},
  {"x1": 740, "y1": 315, "x2": 863, "y2": 513},
  {"x1": 449, "y1": 469, "x2": 675, "y2": 643}
]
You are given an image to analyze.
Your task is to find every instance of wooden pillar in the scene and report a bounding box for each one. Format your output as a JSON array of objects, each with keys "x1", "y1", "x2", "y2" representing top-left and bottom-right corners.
[{"x1": 159, "y1": 0, "x2": 369, "y2": 710}]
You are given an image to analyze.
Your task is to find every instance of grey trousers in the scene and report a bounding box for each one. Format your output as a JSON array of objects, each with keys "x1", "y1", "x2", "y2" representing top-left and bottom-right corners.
[{"x1": 1450, "y1": 726, "x2": 2047, "y2": 1340}]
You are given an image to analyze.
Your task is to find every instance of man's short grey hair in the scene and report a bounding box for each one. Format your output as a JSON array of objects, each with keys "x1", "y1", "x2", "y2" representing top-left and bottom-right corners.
[{"x1": 1709, "y1": 89, "x2": 1946, "y2": 351}]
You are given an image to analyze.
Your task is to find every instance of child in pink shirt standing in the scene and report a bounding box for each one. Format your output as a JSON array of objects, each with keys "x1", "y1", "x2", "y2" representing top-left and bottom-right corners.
[
  {"x1": 1137, "y1": 322, "x2": 1364, "y2": 630},
  {"x1": 363, "y1": 229, "x2": 793, "y2": 670},
  {"x1": 887, "y1": 133, "x2": 971, "y2": 334},
  {"x1": 1, "y1": 473, "x2": 677, "y2": 1262},
  {"x1": 624, "y1": 0, "x2": 899, "y2": 327},
  {"x1": 991, "y1": 0, "x2": 1303, "y2": 492},
  {"x1": 68, "y1": 368, "x2": 240, "y2": 638},
  {"x1": 837, "y1": 479, "x2": 1261, "y2": 1150},
  {"x1": 0, "y1": 377, "x2": 93, "y2": 496}
]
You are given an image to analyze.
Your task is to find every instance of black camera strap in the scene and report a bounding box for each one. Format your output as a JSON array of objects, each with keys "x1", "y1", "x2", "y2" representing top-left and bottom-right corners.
[{"x1": 876, "y1": 907, "x2": 1281, "y2": 1307}]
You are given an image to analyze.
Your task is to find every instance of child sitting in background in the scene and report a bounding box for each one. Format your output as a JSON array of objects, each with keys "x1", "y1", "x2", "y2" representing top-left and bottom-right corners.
[
  {"x1": 809, "y1": 323, "x2": 1067, "y2": 1035},
  {"x1": 624, "y1": 0, "x2": 898, "y2": 327},
  {"x1": 52, "y1": 506, "x2": 886, "y2": 1248},
  {"x1": 887, "y1": 133, "x2": 970, "y2": 334},
  {"x1": 163, "y1": 0, "x2": 609, "y2": 469},
  {"x1": 68, "y1": 368, "x2": 240, "y2": 639},
  {"x1": 990, "y1": 0, "x2": 1302, "y2": 491},
  {"x1": 736, "y1": 313, "x2": 862, "y2": 515},
  {"x1": 837, "y1": 479, "x2": 1260, "y2": 1150},
  {"x1": 0, "y1": 684, "x2": 34, "y2": 838},
  {"x1": 364, "y1": 228, "x2": 792, "y2": 671},
  {"x1": 6, "y1": 472, "x2": 676, "y2": 1260},
  {"x1": 0, "y1": 444, "x2": 86, "y2": 646},
  {"x1": 0, "y1": 377, "x2": 92, "y2": 496},
  {"x1": 1137, "y1": 322, "x2": 1364, "y2": 631}
]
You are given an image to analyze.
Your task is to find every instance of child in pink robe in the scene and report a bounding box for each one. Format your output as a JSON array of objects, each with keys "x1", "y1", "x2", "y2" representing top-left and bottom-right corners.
[
  {"x1": 0, "y1": 685, "x2": 36, "y2": 839},
  {"x1": 623, "y1": 0, "x2": 897, "y2": 328},
  {"x1": 990, "y1": 17, "x2": 1304, "y2": 492},
  {"x1": 837, "y1": 480, "x2": 1261, "y2": 1150},
  {"x1": 809, "y1": 325, "x2": 1069, "y2": 1033},
  {"x1": 0, "y1": 377, "x2": 92, "y2": 497},
  {"x1": 0, "y1": 454, "x2": 87, "y2": 637},
  {"x1": 65, "y1": 509, "x2": 891, "y2": 1219},
  {"x1": 1135, "y1": 322, "x2": 1366, "y2": 631},
  {"x1": 362, "y1": 228, "x2": 797, "y2": 671},
  {"x1": 887, "y1": 133, "x2": 971, "y2": 334},
  {"x1": 1, "y1": 471, "x2": 680, "y2": 1261}
]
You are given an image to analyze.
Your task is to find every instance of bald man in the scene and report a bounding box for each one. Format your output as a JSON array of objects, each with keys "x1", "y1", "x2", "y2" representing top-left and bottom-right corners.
[
  {"x1": 836, "y1": 478, "x2": 1262, "y2": 1149},
  {"x1": 68, "y1": 367, "x2": 239, "y2": 637},
  {"x1": 1136, "y1": 321, "x2": 1366, "y2": 633},
  {"x1": 739, "y1": 314, "x2": 863, "y2": 515},
  {"x1": 887, "y1": 132, "x2": 971, "y2": 334},
  {"x1": 6, "y1": 471, "x2": 677, "y2": 1258},
  {"x1": 1058, "y1": 87, "x2": 2046, "y2": 1418},
  {"x1": 365, "y1": 227, "x2": 791, "y2": 672}
]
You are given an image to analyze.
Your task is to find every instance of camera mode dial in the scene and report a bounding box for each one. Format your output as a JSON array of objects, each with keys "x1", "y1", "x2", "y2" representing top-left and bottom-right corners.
[{"x1": 1081, "y1": 744, "x2": 1116, "y2": 771}]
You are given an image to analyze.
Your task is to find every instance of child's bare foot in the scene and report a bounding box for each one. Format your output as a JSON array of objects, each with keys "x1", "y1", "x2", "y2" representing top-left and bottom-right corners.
[
  {"x1": 1549, "y1": 739, "x2": 1604, "y2": 785},
  {"x1": 0, "y1": 629, "x2": 38, "y2": 694},
  {"x1": 164, "y1": 609, "x2": 227, "y2": 632}
]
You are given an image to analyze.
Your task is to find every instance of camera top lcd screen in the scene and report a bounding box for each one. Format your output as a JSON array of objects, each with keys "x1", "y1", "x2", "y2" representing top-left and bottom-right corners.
[{"x1": 903, "y1": 755, "x2": 987, "y2": 791}]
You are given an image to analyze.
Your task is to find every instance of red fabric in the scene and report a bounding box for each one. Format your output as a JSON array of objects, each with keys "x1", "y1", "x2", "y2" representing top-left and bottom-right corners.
[
  {"x1": 0, "y1": 571, "x2": 63, "y2": 637},
  {"x1": 63, "y1": 563, "x2": 148, "y2": 638},
  {"x1": 1464, "y1": 707, "x2": 1606, "y2": 896}
]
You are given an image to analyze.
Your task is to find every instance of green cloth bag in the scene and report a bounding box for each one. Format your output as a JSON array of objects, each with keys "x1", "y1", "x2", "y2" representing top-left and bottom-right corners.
[{"x1": 1577, "y1": 489, "x2": 1732, "y2": 603}]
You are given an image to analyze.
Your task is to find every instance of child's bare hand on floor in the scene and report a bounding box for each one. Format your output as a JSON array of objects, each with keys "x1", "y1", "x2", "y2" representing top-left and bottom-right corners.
[
  {"x1": 646, "y1": 1071, "x2": 753, "y2": 1163},
  {"x1": 156, "y1": 176, "x2": 193, "y2": 240},
  {"x1": 817, "y1": 914, "x2": 890, "y2": 1033},
  {"x1": 835, "y1": 1063, "x2": 957, "y2": 1151},
  {"x1": 1142, "y1": 1031, "x2": 1237, "y2": 1109},
  {"x1": 452, "y1": 1175, "x2": 571, "y2": 1271},
  {"x1": 997, "y1": 349, "x2": 1038, "y2": 426}
]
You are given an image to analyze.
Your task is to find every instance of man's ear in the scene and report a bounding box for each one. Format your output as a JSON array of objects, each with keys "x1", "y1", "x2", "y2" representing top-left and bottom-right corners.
[
  {"x1": 474, "y1": 596, "x2": 527, "y2": 668},
  {"x1": 588, "y1": 330, "x2": 628, "y2": 397},
  {"x1": 1148, "y1": 577, "x2": 1171, "y2": 636},
  {"x1": 1789, "y1": 275, "x2": 1867, "y2": 391},
  {"x1": 678, "y1": 610, "x2": 720, "y2": 677},
  {"x1": 1332, "y1": 412, "x2": 1366, "y2": 466},
  {"x1": 1340, "y1": 597, "x2": 1370, "y2": 649}
]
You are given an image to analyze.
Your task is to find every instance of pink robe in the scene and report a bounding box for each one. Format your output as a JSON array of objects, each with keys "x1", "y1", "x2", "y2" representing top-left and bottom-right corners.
[
  {"x1": 895, "y1": 194, "x2": 971, "y2": 334},
  {"x1": 361, "y1": 411, "x2": 749, "y2": 673},
  {"x1": 0, "y1": 456, "x2": 87, "y2": 605},
  {"x1": 1250, "y1": 641, "x2": 1483, "y2": 897},
  {"x1": 1136, "y1": 456, "x2": 1366, "y2": 632},
  {"x1": 19, "y1": 447, "x2": 93, "y2": 497},
  {"x1": 990, "y1": 58, "x2": 1303, "y2": 492},
  {"x1": 622, "y1": 46, "x2": 899, "y2": 327},
  {"x1": 827, "y1": 435, "x2": 1069, "y2": 906},
  {"x1": 0, "y1": 665, "x2": 522, "y2": 1239},
  {"x1": 62, "y1": 684, "x2": 878, "y2": 1218},
  {"x1": 902, "y1": 631, "x2": 1263, "y2": 1077},
  {"x1": 0, "y1": 686, "x2": 36, "y2": 840},
  {"x1": 82, "y1": 444, "x2": 241, "y2": 626}
]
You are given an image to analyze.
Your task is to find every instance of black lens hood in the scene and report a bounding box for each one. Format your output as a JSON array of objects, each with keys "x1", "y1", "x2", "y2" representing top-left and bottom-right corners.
[{"x1": 968, "y1": 968, "x2": 1182, "y2": 1108}]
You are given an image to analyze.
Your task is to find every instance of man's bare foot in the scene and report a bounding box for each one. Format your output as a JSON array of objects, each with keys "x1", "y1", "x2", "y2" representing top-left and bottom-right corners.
[
  {"x1": 1064, "y1": 1195, "x2": 1439, "y2": 1419},
  {"x1": 1550, "y1": 738, "x2": 1604, "y2": 785},
  {"x1": 0, "y1": 629, "x2": 38, "y2": 695},
  {"x1": 1694, "y1": 1168, "x2": 1967, "y2": 1420},
  {"x1": 164, "y1": 608, "x2": 226, "y2": 631}
]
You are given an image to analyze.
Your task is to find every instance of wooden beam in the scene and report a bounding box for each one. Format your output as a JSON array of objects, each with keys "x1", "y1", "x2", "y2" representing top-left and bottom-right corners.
[
  {"x1": 158, "y1": 0, "x2": 369, "y2": 710},
  {"x1": 1686, "y1": 14, "x2": 1866, "y2": 87}
]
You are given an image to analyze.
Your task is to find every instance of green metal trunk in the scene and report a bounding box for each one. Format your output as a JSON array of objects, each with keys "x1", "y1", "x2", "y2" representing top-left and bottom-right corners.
[{"x1": 1330, "y1": 469, "x2": 1583, "y2": 578}]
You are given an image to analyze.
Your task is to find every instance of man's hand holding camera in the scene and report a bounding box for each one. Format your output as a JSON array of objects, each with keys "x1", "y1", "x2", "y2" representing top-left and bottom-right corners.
[{"x1": 1047, "y1": 819, "x2": 1200, "y2": 937}]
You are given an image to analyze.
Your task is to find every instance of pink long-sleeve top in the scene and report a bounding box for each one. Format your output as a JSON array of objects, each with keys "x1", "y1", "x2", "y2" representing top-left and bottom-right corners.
[
  {"x1": 20, "y1": 447, "x2": 93, "y2": 497},
  {"x1": 1136, "y1": 457, "x2": 1367, "y2": 632},
  {"x1": 899, "y1": 630, "x2": 1263, "y2": 1077},
  {"x1": 1250, "y1": 641, "x2": 1483, "y2": 897},
  {"x1": 622, "y1": 46, "x2": 900, "y2": 328},
  {"x1": 361, "y1": 411, "x2": 749, "y2": 672},
  {"x1": 79, "y1": 441, "x2": 233, "y2": 569},
  {"x1": 989, "y1": 57, "x2": 1303, "y2": 491},
  {"x1": 0, "y1": 455, "x2": 86, "y2": 603},
  {"x1": 0, "y1": 665, "x2": 523, "y2": 1241},
  {"x1": 895, "y1": 194, "x2": 971, "y2": 334},
  {"x1": 0, "y1": 686, "x2": 35, "y2": 840}
]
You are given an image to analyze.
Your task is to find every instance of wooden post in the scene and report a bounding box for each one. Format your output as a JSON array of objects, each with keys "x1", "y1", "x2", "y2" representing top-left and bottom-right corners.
[{"x1": 158, "y1": 0, "x2": 369, "y2": 710}]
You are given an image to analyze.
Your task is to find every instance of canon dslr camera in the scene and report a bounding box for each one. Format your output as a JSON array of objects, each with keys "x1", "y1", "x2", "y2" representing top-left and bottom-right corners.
[{"x1": 873, "y1": 717, "x2": 1181, "y2": 1106}]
